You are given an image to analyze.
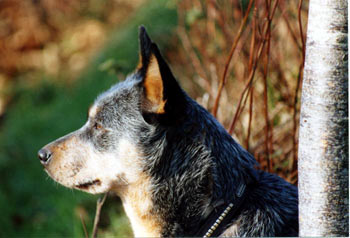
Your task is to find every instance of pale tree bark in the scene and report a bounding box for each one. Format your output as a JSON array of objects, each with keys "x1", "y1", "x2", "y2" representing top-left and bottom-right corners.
[{"x1": 298, "y1": 0, "x2": 348, "y2": 236}]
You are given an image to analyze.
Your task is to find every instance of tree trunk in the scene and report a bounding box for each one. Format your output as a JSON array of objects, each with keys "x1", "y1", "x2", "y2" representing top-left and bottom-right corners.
[{"x1": 298, "y1": 0, "x2": 348, "y2": 236}]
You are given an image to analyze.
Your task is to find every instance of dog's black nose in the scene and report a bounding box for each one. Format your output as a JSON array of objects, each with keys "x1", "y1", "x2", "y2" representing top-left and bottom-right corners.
[{"x1": 38, "y1": 148, "x2": 52, "y2": 164}]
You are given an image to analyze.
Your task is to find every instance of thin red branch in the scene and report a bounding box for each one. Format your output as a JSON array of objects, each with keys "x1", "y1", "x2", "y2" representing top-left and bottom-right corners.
[
  {"x1": 245, "y1": 7, "x2": 257, "y2": 150},
  {"x1": 177, "y1": 5, "x2": 211, "y2": 94},
  {"x1": 206, "y1": 0, "x2": 216, "y2": 40},
  {"x1": 246, "y1": 87, "x2": 254, "y2": 150},
  {"x1": 228, "y1": 0, "x2": 279, "y2": 135},
  {"x1": 262, "y1": 0, "x2": 277, "y2": 173},
  {"x1": 80, "y1": 214, "x2": 89, "y2": 238},
  {"x1": 178, "y1": 28, "x2": 212, "y2": 93},
  {"x1": 292, "y1": 0, "x2": 305, "y2": 171},
  {"x1": 212, "y1": 0, "x2": 254, "y2": 117},
  {"x1": 228, "y1": 42, "x2": 262, "y2": 134},
  {"x1": 298, "y1": 0, "x2": 306, "y2": 61},
  {"x1": 92, "y1": 192, "x2": 108, "y2": 238},
  {"x1": 279, "y1": 4, "x2": 302, "y2": 51}
]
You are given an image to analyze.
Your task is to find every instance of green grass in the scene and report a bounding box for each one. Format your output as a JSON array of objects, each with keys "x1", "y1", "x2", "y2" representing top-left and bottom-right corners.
[{"x1": 0, "y1": 1, "x2": 177, "y2": 236}]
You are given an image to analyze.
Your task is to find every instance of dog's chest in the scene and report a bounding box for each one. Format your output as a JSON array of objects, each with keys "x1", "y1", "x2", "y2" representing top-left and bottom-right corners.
[
  {"x1": 122, "y1": 199, "x2": 161, "y2": 237},
  {"x1": 118, "y1": 176, "x2": 162, "y2": 237}
]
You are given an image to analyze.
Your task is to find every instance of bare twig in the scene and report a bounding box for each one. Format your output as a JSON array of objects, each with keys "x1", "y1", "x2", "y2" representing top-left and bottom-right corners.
[
  {"x1": 178, "y1": 28, "x2": 212, "y2": 94},
  {"x1": 262, "y1": 46, "x2": 271, "y2": 171},
  {"x1": 245, "y1": 8, "x2": 257, "y2": 150},
  {"x1": 213, "y1": 0, "x2": 232, "y2": 42},
  {"x1": 228, "y1": 0, "x2": 279, "y2": 135},
  {"x1": 228, "y1": 25, "x2": 267, "y2": 134},
  {"x1": 228, "y1": 43, "x2": 262, "y2": 134},
  {"x1": 176, "y1": 0, "x2": 306, "y2": 181},
  {"x1": 298, "y1": 0, "x2": 306, "y2": 60},
  {"x1": 206, "y1": 0, "x2": 216, "y2": 40},
  {"x1": 279, "y1": 4, "x2": 302, "y2": 51},
  {"x1": 228, "y1": 54, "x2": 259, "y2": 134},
  {"x1": 212, "y1": 0, "x2": 254, "y2": 117},
  {"x1": 248, "y1": 6, "x2": 257, "y2": 73},
  {"x1": 262, "y1": 0, "x2": 274, "y2": 172},
  {"x1": 92, "y1": 192, "x2": 108, "y2": 238},
  {"x1": 292, "y1": 0, "x2": 305, "y2": 171},
  {"x1": 80, "y1": 214, "x2": 89, "y2": 238},
  {"x1": 246, "y1": 87, "x2": 254, "y2": 150},
  {"x1": 177, "y1": 4, "x2": 211, "y2": 94}
]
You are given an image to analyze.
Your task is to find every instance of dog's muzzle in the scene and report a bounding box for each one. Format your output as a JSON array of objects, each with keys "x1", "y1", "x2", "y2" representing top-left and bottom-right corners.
[{"x1": 38, "y1": 147, "x2": 52, "y2": 165}]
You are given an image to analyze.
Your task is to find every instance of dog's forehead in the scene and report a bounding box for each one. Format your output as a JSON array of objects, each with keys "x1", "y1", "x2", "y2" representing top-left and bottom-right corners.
[
  {"x1": 98, "y1": 75, "x2": 139, "y2": 101},
  {"x1": 89, "y1": 75, "x2": 140, "y2": 115}
]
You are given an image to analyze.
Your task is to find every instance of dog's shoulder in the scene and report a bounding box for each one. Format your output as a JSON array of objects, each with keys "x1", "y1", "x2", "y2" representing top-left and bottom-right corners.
[{"x1": 222, "y1": 171, "x2": 298, "y2": 237}]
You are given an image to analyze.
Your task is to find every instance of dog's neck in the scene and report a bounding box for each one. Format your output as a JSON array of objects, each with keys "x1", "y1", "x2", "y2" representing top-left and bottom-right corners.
[{"x1": 114, "y1": 175, "x2": 162, "y2": 237}]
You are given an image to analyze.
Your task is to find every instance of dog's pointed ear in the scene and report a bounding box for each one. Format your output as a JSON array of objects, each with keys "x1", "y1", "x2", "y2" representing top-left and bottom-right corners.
[
  {"x1": 137, "y1": 26, "x2": 185, "y2": 116},
  {"x1": 138, "y1": 26, "x2": 153, "y2": 71}
]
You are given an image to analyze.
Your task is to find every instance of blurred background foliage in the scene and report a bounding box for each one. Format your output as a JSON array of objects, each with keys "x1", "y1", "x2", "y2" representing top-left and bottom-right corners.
[{"x1": 0, "y1": 0, "x2": 308, "y2": 236}]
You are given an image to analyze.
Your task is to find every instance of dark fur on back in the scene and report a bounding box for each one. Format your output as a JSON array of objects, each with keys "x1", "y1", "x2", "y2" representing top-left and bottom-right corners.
[{"x1": 138, "y1": 94, "x2": 298, "y2": 236}]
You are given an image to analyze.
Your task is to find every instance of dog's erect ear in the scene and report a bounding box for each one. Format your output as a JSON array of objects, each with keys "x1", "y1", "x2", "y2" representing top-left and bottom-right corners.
[{"x1": 137, "y1": 26, "x2": 185, "y2": 116}]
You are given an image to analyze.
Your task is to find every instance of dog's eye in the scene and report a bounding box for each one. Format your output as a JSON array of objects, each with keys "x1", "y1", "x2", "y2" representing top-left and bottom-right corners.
[{"x1": 93, "y1": 122, "x2": 103, "y2": 130}]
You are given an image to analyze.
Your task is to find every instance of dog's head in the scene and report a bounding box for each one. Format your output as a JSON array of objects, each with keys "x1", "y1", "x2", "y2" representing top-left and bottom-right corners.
[{"x1": 38, "y1": 26, "x2": 186, "y2": 194}]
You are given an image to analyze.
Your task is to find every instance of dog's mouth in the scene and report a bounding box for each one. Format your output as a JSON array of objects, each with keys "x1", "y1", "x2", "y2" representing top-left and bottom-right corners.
[{"x1": 75, "y1": 179, "x2": 101, "y2": 189}]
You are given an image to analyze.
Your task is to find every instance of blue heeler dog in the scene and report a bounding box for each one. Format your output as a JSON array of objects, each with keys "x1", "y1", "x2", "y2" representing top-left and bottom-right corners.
[{"x1": 38, "y1": 26, "x2": 298, "y2": 237}]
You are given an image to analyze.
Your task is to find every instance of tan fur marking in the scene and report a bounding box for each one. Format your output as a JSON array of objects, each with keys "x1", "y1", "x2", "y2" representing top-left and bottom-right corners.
[
  {"x1": 112, "y1": 139, "x2": 162, "y2": 237},
  {"x1": 144, "y1": 55, "x2": 166, "y2": 114},
  {"x1": 117, "y1": 174, "x2": 162, "y2": 237},
  {"x1": 136, "y1": 52, "x2": 143, "y2": 70},
  {"x1": 88, "y1": 105, "x2": 99, "y2": 118},
  {"x1": 220, "y1": 224, "x2": 239, "y2": 237}
]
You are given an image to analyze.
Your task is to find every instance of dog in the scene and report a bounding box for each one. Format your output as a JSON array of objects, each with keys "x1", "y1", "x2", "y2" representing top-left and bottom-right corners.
[{"x1": 38, "y1": 26, "x2": 298, "y2": 237}]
